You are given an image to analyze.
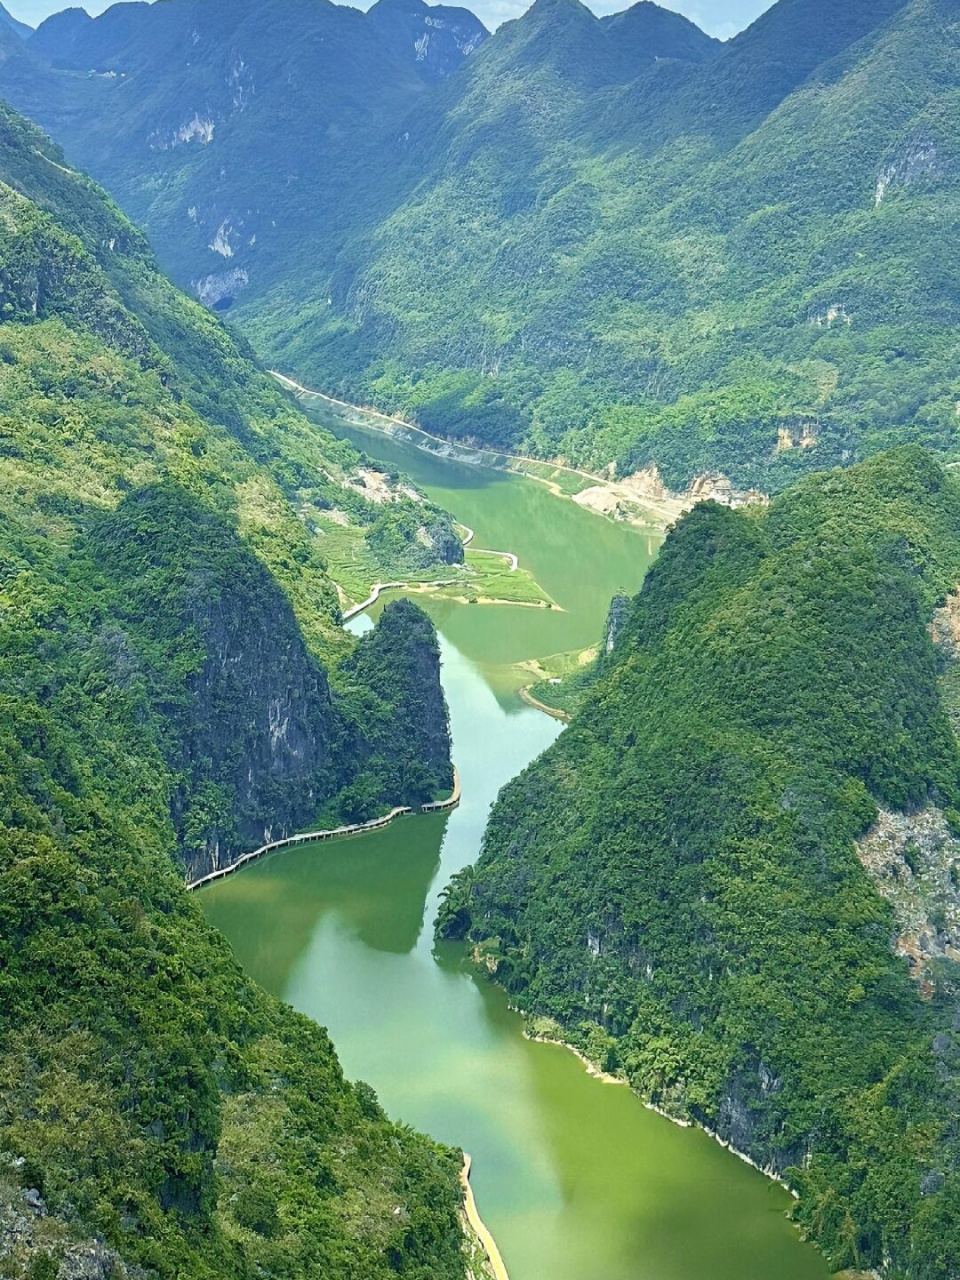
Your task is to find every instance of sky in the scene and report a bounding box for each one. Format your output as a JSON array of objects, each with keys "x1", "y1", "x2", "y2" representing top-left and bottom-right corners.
[{"x1": 6, "y1": 0, "x2": 775, "y2": 40}]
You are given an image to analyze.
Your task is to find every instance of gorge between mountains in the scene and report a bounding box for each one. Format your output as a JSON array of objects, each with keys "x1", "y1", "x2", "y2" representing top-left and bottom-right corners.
[
  {"x1": 4, "y1": 0, "x2": 960, "y2": 1277},
  {"x1": 201, "y1": 398, "x2": 830, "y2": 1280}
]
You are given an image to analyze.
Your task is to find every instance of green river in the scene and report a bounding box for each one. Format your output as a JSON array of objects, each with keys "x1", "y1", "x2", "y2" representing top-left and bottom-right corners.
[{"x1": 202, "y1": 404, "x2": 832, "y2": 1280}]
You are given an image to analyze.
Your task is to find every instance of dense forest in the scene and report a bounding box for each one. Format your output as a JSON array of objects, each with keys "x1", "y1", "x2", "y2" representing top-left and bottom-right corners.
[
  {"x1": 267, "y1": 0, "x2": 960, "y2": 494},
  {"x1": 440, "y1": 447, "x2": 960, "y2": 1277},
  {"x1": 0, "y1": 102, "x2": 472, "y2": 1278},
  {"x1": 8, "y1": 0, "x2": 960, "y2": 492},
  {"x1": 0, "y1": 100, "x2": 460, "y2": 869},
  {"x1": 5, "y1": 0, "x2": 960, "y2": 1275}
]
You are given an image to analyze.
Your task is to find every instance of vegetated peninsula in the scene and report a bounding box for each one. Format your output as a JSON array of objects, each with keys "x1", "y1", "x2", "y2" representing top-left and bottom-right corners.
[
  {"x1": 440, "y1": 447, "x2": 960, "y2": 1278},
  {"x1": 0, "y1": 102, "x2": 480, "y2": 1279}
]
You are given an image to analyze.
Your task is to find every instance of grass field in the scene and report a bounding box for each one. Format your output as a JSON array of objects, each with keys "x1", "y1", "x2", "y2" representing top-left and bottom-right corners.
[{"x1": 314, "y1": 515, "x2": 556, "y2": 612}]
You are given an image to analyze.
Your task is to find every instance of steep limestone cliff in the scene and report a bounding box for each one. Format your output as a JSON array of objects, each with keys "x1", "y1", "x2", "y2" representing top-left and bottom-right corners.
[{"x1": 439, "y1": 449, "x2": 960, "y2": 1278}]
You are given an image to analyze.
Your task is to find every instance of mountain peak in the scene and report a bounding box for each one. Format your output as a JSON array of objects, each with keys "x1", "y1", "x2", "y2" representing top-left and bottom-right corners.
[
  {"x1": 0, "y1": 2, "x2": 31, "y2": 40},
  {"x1": 365, "y1": 0, "x2": 488, "y2": 79},
  {"x1": 601, "y1": 1, "x2": 719, "y2": 65},
  {"x1": 367, "y1": 0, "x2": 429, "y2": 14},
  {"x1": 520, "y1": 0, "x2": 598, "y2": 24}
]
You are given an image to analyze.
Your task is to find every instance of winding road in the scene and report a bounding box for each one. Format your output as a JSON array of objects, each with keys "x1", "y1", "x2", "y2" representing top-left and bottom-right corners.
[{"x1": 270, "y1": 370, "x2": 628, "y2": 499}]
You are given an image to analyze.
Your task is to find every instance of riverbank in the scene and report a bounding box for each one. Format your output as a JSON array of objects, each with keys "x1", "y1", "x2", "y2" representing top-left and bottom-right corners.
[
  {"x1": 200, "y1": 416, "x2": 826, "y2": 1280},
  {"x1": 461, "y1": 1155, "x2": 511, "y2": 1280},
  {"x1": 335, "y1": 516, "x2": 551, "y2": 619},
  {"x1": 186, "y1": 769, "x2": 460, "y2": 890},
  {"x1": 518, "y1": 686, "x2": 572, "y2": 722},
  {"x1": 525, "y1": 1024, "x2": 798, "y2": 1193},
  {"x1": 271, "y1": 372, "x2": 685, "y2": 531}
]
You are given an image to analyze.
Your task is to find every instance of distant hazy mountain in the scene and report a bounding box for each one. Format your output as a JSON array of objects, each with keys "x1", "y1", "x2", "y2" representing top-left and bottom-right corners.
[
  {"x1": 9, "y1": 0, "x2": 960, "y2": 494},
  {"x1": 365, "y1": 0, "x2": 488, "y2": 80},
  {"x1": 14, "y1": 0, "x2": 487, "y2": 309},
  {"x1": 250, "y1": 0, "x2": 960, "y2": 494},
  {"x1": 0, "y1": 2, "x2": 31, "y2": 39}
]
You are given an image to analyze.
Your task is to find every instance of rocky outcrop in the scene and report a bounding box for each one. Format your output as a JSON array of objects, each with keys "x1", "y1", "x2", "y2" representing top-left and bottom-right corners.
[
  {"x1": 419, "y1": 511, "x2": 466, "y2": 566},
  {"x1": 930, "y1": 590, "x2": 960, "y2": 658},
  {"x1": 876, "y1": 132, "x2": 944, "y2": 205},
  {"x1": 685, "y1": 472, "x2": 768, "y2": 509},
  {"x1": 92, "y1": 485, "x2": 453, "y2": 882},
  {"x1": 340, "y1": 598, "x2": 454, "y2": 808},
  {"x1": 0, "y1": 1177, "x2": 146, "y2": 1280},
  {"x1": 573, "y1": 463, "x2": 767, "y2": 528},
  {"x1": 855, "y1": 806, "x2": 960, "y2": 995},
  {"x1": 90, "y1": 483, "x2": 341, "y2": 881},
  {"x1": 604, "y1": 593, "x2": 631, "y2": 653},
  {"x1": 193, "y1": 267, "x2": 248, "y2": 310},
  {"x1": 365, "y1": 0, "x2": 488, "y2": 82}
]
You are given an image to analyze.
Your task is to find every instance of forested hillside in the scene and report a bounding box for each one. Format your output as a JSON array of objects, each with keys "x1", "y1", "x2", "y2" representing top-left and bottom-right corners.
[
  {"x1": 440, "y1": 448, "x2": 960, "y2": 1277},
  {"x1": 8, "y1": 0, "x2": 960, "y2": 491},
  {"x1": 11, "y1": 0, "x2": 486, "y2": 309},
  {"x1": 0, "y1": 101, "x2": 473, "y2": 1278},
  {"x1": 268, "y1": 0, "x2": 960, "y2": 494},
  {"x1": 0, "y1": 101, "x2": 461, "y2": 868}
]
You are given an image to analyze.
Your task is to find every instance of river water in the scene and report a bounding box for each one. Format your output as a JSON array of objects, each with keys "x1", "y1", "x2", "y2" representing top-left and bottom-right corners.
[{"x1": 202, "y1": 404, "x2": 831, "y2": 1280}]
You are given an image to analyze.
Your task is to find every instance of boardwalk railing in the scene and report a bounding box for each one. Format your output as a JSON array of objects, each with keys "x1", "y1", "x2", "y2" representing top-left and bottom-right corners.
[
  {"x1": 421, "y1": 766, "x2": 461, "y2": 813},
  {"x1": 186, "y1": 767, "x2": 461, "y2": 891}
]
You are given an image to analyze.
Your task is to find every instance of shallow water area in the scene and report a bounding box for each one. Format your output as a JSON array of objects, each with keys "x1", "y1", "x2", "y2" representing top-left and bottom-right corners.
[{"x1": 202, "y1": 402, "x2": 830, "y2": 1280}]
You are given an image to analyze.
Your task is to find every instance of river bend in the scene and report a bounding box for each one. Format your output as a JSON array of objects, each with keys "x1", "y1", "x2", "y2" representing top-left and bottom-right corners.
[{"x1": 202, "y1": 403, "x2": 830, "y2": 1280}]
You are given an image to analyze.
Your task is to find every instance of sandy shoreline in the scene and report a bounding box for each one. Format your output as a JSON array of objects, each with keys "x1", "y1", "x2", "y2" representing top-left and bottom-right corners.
[
  {"x1": 270, "y1": 372, "x2": 680, "y2": 531},
  {"x1": 461, "y1": 1154, "x2": 510, "y2": 1280}
]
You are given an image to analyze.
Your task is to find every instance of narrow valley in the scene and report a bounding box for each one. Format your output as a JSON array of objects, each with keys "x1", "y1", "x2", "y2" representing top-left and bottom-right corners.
[{"x1": 201, "y1": 404, "x2": 831, "y2": 1280}]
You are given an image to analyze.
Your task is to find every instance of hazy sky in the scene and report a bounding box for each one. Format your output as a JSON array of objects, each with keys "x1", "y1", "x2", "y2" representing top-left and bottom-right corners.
[{"x1": 7, "y1": 0, "x2": 774, "y2": 40}]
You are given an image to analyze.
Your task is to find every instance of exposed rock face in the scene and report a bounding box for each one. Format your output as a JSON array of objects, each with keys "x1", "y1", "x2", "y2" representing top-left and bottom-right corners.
[
  {"x1": 420, "y1": 515, "x2": 465, "y2": 566},
  {"x1": 180, "y1": 541, "x2": 339, "y2": 874},
  {"x1": 18, "y1": 0, "x2": 488, "y2": 309},
  {"x1": 930, "y1": 590, "x2": 960, "y2": 658},
  {"x1": 876, "y1": 133, "x2": 944, "y2": 205},
  {"x1": 0, "y1": 1179, "x2": 146, "y2": 1280},
  {"x1": 685, "y1": 472, "x2": 768, "y2": 509},
  {"x1": 855, "y1": 806, "x2": 960, "y2": 995},
  {"x1": 776, "y1": 421, "x2": 818, "y2": 452},
  {"x1": 91, "y1": 483, "x2": 341, "y2": 882},
  {"x1": 192, "y1": 267, "x2": 249, "y2": 310},
  {"x1": 92, "y1": 485, "x2": 453, "y2": 881},
  {"x1": 365, "y1": 0, "x2": 488, "y2": 82},
  {"x1": 698, "y1": 1070, "x2": 800, "y2": 1180},
  {"x1": 604, "y1": 593, "x2": 631, "y2": 653}
]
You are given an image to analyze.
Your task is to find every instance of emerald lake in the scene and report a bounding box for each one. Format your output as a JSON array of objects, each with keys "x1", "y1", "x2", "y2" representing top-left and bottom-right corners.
[{"x1": 201, "y1": 401, "x2": 832, "y2": 1280}]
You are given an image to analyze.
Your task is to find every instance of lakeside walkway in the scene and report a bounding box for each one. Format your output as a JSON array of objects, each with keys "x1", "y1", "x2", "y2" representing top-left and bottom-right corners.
[
  {"x1": 518, "y1": 686, "x2": 571, "y2": 722},
  {"x1": 186, "y1": 767, "x2": 460, "y2": 891},
  {"x1": 270, "y1": 369, "x2": 625, "y2": 497},
  {"x1": 342, "y1": 580, "x2": 456, "y2": 621}
]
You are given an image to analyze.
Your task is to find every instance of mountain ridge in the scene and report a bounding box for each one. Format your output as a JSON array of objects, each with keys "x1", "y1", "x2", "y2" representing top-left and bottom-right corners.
[
  {"x1": 440, "y1": 445, "x2": 960, "y2": 1279},
  {"x1": 234, "y1": 0, "x2": 960, "y2": 494},
  {"x1": 0, "y1": 96, "x2": 475, "y2": 1280}
]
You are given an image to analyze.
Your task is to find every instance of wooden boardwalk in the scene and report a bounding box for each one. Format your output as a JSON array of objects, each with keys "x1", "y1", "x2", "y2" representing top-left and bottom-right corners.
[
  {"x1": 186, "y1": 767, "x2": 461, "y2": 890},
  {"x1": 422, "y1": 765, "x2": 461, "y2": 813}
]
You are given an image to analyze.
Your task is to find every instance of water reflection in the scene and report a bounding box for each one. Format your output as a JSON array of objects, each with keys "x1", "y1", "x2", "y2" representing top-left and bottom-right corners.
[{"x1": 203, "y1": 416, "x2": 831, "y2": 1280}]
